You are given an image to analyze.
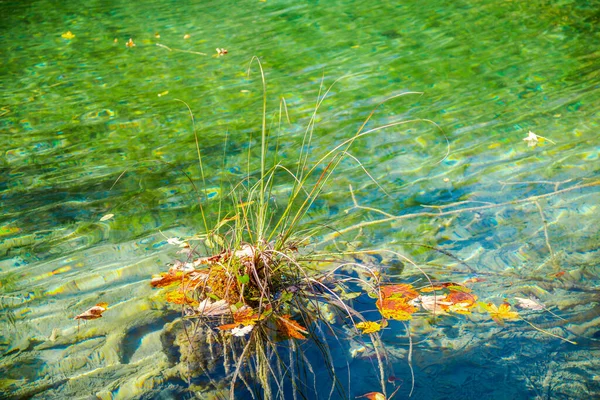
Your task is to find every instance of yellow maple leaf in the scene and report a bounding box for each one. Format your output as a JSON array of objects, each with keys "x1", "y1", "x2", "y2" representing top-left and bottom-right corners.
[
  {"x1": 484, "y1": 302, "x2": 519, "y2": 325},
  {"x1": 61, "y1": 31, "x2": 75, "y2": 40},
  {"x1": 356, "y1": 321, "x2": 382, "y2": 334}
]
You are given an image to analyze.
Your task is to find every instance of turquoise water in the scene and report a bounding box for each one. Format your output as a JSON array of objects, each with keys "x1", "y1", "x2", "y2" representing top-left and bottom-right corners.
[{"x1": 1, "y1": 0, "x2": 599, "y2": 398}]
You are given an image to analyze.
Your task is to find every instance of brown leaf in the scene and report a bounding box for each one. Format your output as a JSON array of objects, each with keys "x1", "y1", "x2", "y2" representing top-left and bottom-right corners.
[
  {"x1": 75, "y1": 303, "x2": 108, "y2": 320},
  {"x1": 197, "y1": 299, "x2": 231, "y2": 316}
]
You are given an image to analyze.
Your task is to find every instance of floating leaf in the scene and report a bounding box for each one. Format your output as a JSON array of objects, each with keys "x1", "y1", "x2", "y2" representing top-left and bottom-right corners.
[
  {"x1": 61, "y1": 31, "x2": 75, "y2": 40},
  {"x1": 410, "y1": 295, "x2": 452, "y2": 313},
  {"x1": 99, "y1": 213, "x2": 114, "y2": 221},
  {"x1": 376, "y1": 296, "x2": 417, "y2": 320},
  {"x1": 379, "y1": 284, "x2": 419, "y2": 301},
  {"x1": 356, "y1": 321, "x2": 382, "y2": 334},
  {"x1": 420, "y1": 282, "x2": 469, "y2": 293},
  {"x1": 75, "y1": 303, "x2": 108, "y2": 320},
  {"x1": 444, "y1": 291, "x2": 478, "y2": 314},
  {"x1": 276, "y1": 315, "x2": 308, "y2": 340},
  {"x1": 150, "y1": 270, "x2": 185, "y2": 288},
  {"x1": 446, "y1": 284, "x2": 472, "y2": 293},
  {"x1": 376, "y1": 284, "x2": 418, "y2": 320},
  {"x1": 484, "y1": 302, "x2": 519, "y2": 325},
  {"x1": 357, "y1": 392, "x2": 385, "y2": 400},
  {"x1": 514, "y1": 297, "x2": 545, "y2": 311}
]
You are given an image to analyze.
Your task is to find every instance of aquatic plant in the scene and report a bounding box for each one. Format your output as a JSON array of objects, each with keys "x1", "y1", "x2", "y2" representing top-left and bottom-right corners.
[{"x1": 144, "y1": 59, "x2": 583, "y2": 399}]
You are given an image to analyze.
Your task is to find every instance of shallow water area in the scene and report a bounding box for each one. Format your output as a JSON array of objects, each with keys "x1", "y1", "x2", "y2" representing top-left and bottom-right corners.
[{"x1": 1, "y1": 0, "x2": 600, "y2": 399}]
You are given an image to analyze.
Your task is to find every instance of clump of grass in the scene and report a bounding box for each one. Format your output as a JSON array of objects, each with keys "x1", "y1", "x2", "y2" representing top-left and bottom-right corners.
[
  {"x1": 150, "y1": 58, "x2": 579, "y2": 399},
  {"x1": 148, "y1": 58, "x2": 439, "y2": 399}
]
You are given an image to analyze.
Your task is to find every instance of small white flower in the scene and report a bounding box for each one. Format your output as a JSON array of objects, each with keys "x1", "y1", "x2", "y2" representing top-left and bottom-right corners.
[{"x1": 231, "y1": 325, "x2": 254, "y2": 336}]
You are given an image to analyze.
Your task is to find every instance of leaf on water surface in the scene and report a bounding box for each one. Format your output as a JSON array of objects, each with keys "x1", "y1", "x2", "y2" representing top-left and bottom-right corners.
[
  {"x1": 61, "y1": 31, "x2": 75, "y2": 39},
  {"x1": 410, "y1": 295, "x2": 452, "y2": 313},
  {"x1": 357, "y1": 392, "x2": 386, "y2": 400},
  {"x1": 379, "y1": 284, "x2": 419, "y2": 300},
  {"x1": 75, "y1": 302, "x2": 108, "y2": 320},
  {"x1": 444, "y1": 291, "x2": 478, "y2": 314},
  {"x1": 376, "y1": 296, "x2": 417, "y2": 321},
  {"x1": 376, "y1": 284, "x2": 418, "y2": 320},
  {"x1": 514, "y1": 297, "x2": 545, "y2": 311},
  {"x1": 420, "y1": 282, "x2": 471, "y2": 293},
  {"x1": 99, "y1": 213, "x2": 114, "y2": 222},
  {"x1": 356, "y1": 321, "x2": 382, "y2": 334},
  {"x1": 150, "y1": 270, "x2": 186, "y2": 288},
  {"x1": 276, "y1": 315, "x2": 308, "y2": 340},
  {"x1": 483, "y1": 302, "x2": 519, "y2": 324}
]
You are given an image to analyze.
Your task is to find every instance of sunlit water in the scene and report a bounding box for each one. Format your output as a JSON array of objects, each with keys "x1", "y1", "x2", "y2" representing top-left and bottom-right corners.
[{"x1": 1, "y1": 1, "x2": 599, "y2": 399}]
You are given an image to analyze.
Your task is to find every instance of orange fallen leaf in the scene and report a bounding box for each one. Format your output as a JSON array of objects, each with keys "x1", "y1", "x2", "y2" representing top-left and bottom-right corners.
[
  {"x1": 218, "y1": 323, "x2": 239, "y2": 331},
  {"x1": 276, "y1": 315, "x2": 308, "y2": 340},
  {"x1": 376, "y1": 296, "x2": 417, "y2": 320},
  {"x1": 150, "y1": 270, "x2": 186, "y2": 287},
  {"x1": 444, "y1": 291, "x2": 478, "y2": 314},
  {"x1": 75, "y1": 302, "x2": 108, "y2": 320},
  {"x1": 379, "y1": 284, "x2": 419, "y2": 301},
  {"x1": 357, "y1": 392, "x2": 385, "y2": 400},
  {"x1": 233, "y1": 306, "x2": 262, "y2": 325}
]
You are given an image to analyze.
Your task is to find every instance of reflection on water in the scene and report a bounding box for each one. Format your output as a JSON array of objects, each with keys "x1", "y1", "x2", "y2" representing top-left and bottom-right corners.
[{"x1": 1, "y1": 0, "x2": 599, "y2": 398}]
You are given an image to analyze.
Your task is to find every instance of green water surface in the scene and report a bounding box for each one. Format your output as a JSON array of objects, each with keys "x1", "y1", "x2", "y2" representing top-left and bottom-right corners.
[{"x1": 1, "y1": 0, "x2": 599, "y2": 399}]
